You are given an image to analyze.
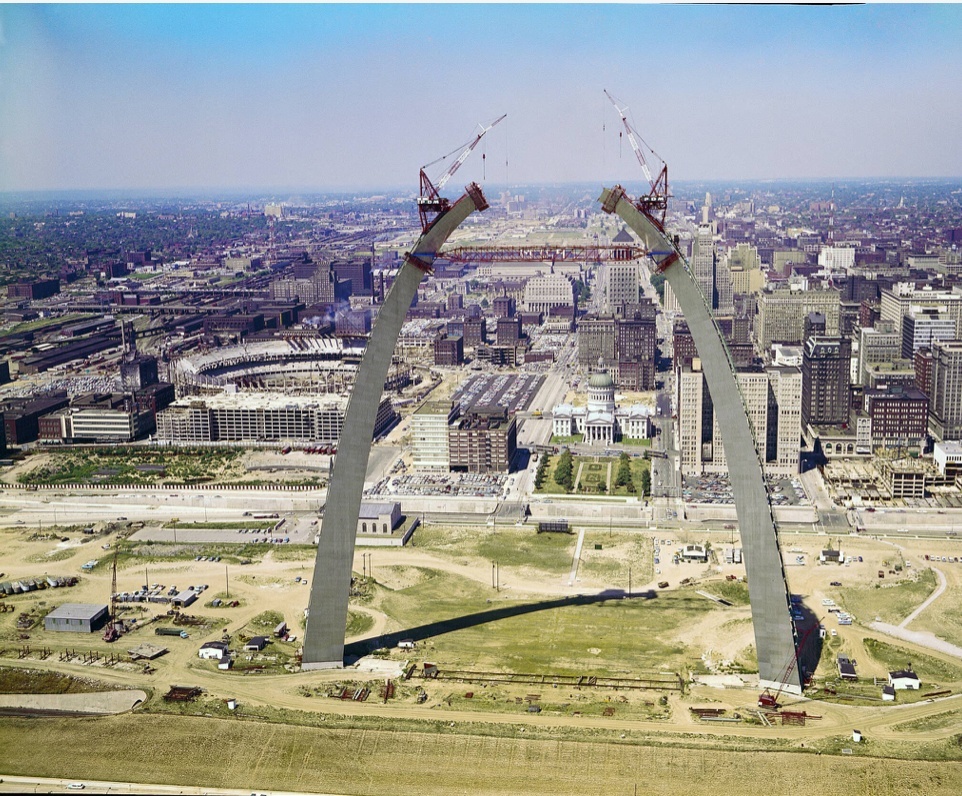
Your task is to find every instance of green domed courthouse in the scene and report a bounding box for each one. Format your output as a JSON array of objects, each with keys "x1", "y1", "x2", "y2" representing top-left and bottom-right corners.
[{"x1": 551, "y1": 365, "x2": 653, "y2": 444}]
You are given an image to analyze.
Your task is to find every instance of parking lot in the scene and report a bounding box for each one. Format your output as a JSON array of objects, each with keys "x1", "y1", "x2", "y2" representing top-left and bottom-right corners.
[
  {"x1": 682, "y1": 475, "x2": 809, "y2": 506},
  {"x1": 452, "y1": 373, "x2": 545, "y2": 415},
  {"x1": 366, "y1": 471, "x2": 508, "y2": 499}
]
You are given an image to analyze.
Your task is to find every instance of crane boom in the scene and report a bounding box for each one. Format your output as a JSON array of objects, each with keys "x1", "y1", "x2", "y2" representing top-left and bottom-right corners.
[
  {"x1": 602, "y1": 90, "x2": 670, "y2": 230},
  {"x1": 605, "y1": 90, "x2": 653, "y2": 186},
  {"x1": 434, "y1": 114, "x2": 506, "y2": 193},
  {"x1": 417, "y1": 114, "x2": 506, "y2": 232}
]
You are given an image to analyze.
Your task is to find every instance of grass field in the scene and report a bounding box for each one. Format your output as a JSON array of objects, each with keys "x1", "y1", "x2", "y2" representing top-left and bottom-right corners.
[
  {"x1": 16, "y1": 447, "x2": 243, "y2": 486},
  {"x1": 910, "y1": 569, "x2": 962, "y2": 649},
  {"x1": 368, "y1": 565, "x2": 712, "y2": 676},
  {"x1": 1, "y1": 713, "x2": 961, "y2": 795},
  {"x1": 862, "y1": 637, "x2": 962, "y2": 685},
  {"x1": 834, "y1": 568, "x2": 937, "y2": 625},
  {"x1": 577, "y1": 530, "x2": 653, "y2": 586},
  {"x1": 0, "y1": 668, "x2": 115, "y2": 695},
  {"x1": 346, "y1": 609, "x2": 374, "y2": 637},
  {"x1": 415, "y1": 525, "x2": 575, "y2": 573},
  {"x1": 893, "y1": 708, "x2": 962, "y2": 733}
]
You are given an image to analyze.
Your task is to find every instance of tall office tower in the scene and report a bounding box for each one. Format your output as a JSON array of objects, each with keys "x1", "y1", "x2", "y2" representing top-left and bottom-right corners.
[
  {"x1": 930, "y1": 340, "x2": 962, "y2": 441},
  {"x1": 677, "y1": 361, "x2": 709, "y2": 476},
  {"x1": 901, "y1": 307, "x2": 955, "y2": 359},
  {"x1": 691, "y1": 202, "x2": 716, "y2": 305},
  {"x1": 858, "y1": 320, "x2": 901, "y2": 385},
  {"x1": 727, "y1": 243, "x2": 764, "y2": 296},
  {"x1": 605, "y1": 262, "x2": 641, "y2": 310},
  {"x1": 615, "y1": 304, "x2": 657, "y2": 391},
  {"x1": 879, "y1": 283, "x2": 962, "y2": 339},
  {"x1": 714, "y1": 252, "x2": 735, "y2": 316},
  {"x1": 577, "y1": 315, "x2": 616, "y2": 367},
  {"x1": 754, "y1": 285, "x2": 841, "y2": 349},
  {"x1": 710, "y1": 369, "x2": 772, "y2": 474},
  {"x1": 801, "y1": 336, "x2": 852, "y2": 428},
  {"x1": 767, "y1": 367, "x2": 804, "y2": 474},
  {"x1": 673, "y1": 321, "x2": 698, "y2": 368},
  {"x1": 677, "y1": 360, "x2": 801, "y2": 476}
]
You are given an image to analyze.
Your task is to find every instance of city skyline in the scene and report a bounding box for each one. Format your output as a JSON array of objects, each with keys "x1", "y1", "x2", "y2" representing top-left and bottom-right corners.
[{"x1": 2, "y1": 4, "x2": 962, "y2": 193}]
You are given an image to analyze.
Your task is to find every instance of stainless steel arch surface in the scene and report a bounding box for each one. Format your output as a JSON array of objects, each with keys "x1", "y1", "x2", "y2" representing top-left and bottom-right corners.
[
  {"x1": 302, "y1": 186, "x2": 489, "y2": 669},
  {"x1": 599, "y1": 186, "x2": 800, "y2": 692}
]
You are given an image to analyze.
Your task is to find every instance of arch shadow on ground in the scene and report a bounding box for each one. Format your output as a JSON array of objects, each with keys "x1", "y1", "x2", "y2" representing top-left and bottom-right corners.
[
  {"x1": 793, "y1": 600, "x2": 825, "y2": 684},
  {"x1": 343, "y1": 588, "x2": 658, "y2": 663}
]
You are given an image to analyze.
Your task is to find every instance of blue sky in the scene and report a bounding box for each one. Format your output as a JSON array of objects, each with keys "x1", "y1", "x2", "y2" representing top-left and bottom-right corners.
[{"x1": 2, "y1": 4, "x2": 961, "y2": 192}]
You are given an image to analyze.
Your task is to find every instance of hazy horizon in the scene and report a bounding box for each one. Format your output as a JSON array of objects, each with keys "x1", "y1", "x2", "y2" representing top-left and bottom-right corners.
[
  {"x1": 3, "y1": 4, "x2": 962, "y2": 193},
  {"x1": 3, "y1": 175, "x2": 962, "y2": 206}
]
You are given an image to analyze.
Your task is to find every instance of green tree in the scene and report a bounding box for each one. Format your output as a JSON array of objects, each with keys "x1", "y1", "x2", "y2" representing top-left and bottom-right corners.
[
  {"x1": 650, "y1": 272, "x2": 667, "y2": 302},
  {"x1": 614, "y1": 452, "x2": 632, "y2": 488},
  {"x1": 534, "y1": 455, "x2": 549, "y2": 490},
  {"x1": 554, "y1": 449, "x2": 574, "y2": 492},
  {"x1": 640, "y1": 466, "x2": 651, "y2": 497}
]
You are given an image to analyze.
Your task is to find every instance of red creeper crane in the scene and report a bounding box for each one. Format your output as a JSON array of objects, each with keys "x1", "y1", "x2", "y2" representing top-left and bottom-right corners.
[
  {"x1": 417, "y1": 114, "x2": 506, "y2": 233},
  {"x1": 601, "y1": 91, "x2": 675, "y2": 270},
  {"x1": 758, "y1": 620, "x2": 818, "y2": 709}
]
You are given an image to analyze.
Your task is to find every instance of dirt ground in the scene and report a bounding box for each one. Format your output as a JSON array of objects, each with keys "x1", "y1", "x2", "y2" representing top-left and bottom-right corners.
[{"x1": 3, "y1": 515, "x2": 962, "y2": 793}]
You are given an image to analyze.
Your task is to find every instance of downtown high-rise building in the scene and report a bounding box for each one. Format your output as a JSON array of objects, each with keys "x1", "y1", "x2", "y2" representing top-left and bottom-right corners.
[
  {"x1": 727, "y1": 243, "x2": 765, "y2": 296},
  {"x1": 577, "y1": 304, "x2": 656, "y2": 390},
  {"x1": 691, "y1": 197, "x2": 716, "y2": 305},
  {"x1": 801, "y1": 336, "x2": 852, "y2": 429},
  {"x1": 879, "y1": 283, "x2": 962, "y2": 339},
  {"x1": 930, "y1": 340, "x2": 962, "y2": 441},
  {"x1": 676, "y1": 360, "x2": 801, "y2": 476},
  {"x1": 754, "y1": 284, "x2": 841, "y2": 349},
  {"x1": 857, "y1": 320, "x2": 901, "y2": 386},
  {"x1": 605, "y1": 262, "x2": 642, "y2": 310},
  {"x1": 901, "y1": 307, "x2": 955, "y2": 359}
]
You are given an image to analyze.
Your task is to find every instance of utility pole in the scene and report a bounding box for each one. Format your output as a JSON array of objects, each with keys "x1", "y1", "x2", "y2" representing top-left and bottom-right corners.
[{"x1": 225, "y1": 565, "x2": 229, "y2": 598}]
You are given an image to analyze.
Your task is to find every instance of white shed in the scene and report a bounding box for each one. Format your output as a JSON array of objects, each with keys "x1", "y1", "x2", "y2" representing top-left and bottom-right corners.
[
  {"x1": 888, "y1": 670, "x2": 921, "y2": 690},
  {"x1": 198, "y1": 641, "x2": 229, "y2": 660}
]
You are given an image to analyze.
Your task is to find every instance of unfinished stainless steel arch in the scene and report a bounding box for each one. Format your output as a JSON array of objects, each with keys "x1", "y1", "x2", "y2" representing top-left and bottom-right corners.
[
  {"x1": 599, "y1": 185, "x2": 801, "y2": 693},
  {"x1": 302, "y1": 183, "x2": 489, "y2": 669}
]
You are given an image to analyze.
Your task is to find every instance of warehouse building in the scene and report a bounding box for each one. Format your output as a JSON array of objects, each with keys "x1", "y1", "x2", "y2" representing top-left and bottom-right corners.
[{"x1": 44, "y1": 603, "x2": 109, "y2": 633}]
